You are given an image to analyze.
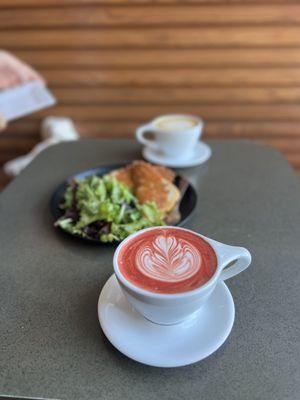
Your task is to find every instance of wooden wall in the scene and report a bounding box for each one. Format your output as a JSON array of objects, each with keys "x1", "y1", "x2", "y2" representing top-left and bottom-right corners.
[{"x1": 1, "y1": 0, "x2": 300, "y2": 187}]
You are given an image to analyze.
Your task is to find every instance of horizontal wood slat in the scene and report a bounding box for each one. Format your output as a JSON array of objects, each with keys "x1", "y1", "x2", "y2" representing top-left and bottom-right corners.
[
  {"x1": 0, "y1": 1, "x2": 295, "y2": 8},
  {"x1": 52, "y1": 87, "x2": 300, "y2": 104},
  {"x1": 5, "y1": 121, "x2": 300, "y2": 139},
  {"x1": 13, "y1": 48, "x2": 300, "y2": 68},
  {"x1": 3, "y1": 27, "x2": 300, "y2": 49},
  {"x1": 2, "y1": 4, "x2": 300, "y2": 29},
  {"x1": 23, "y1": 104, "x2": 300, "y2": 121},
  {"x1": 40, "y1": 68, "x2": 300, "y2": 87},
  {"x1": 0, "y1": 136, "x2": 37, "y2": 152},
  {"x1": 205, "y1": 122, "x2": 300, "y2": 139}
]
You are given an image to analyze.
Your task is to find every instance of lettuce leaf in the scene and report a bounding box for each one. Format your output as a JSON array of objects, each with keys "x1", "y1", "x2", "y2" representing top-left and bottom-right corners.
[{"x1": 56, "y1": 175, "x2": 164, "y2": 242}]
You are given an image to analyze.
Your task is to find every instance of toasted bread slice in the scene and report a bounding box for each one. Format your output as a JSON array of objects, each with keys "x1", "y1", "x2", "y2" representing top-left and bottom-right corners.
[
  {"x1": 108, "y1": 166, "x2": 134, "y2": 190},
  {"x1": 109, "y1": 164, "x2": 174, "y2": 186},
  {"x1": 155, "y1": 165, "x2": 176, "y2": 183},
  {"x1": 130, "y1": 161, "x2": 180, "y2": 213},
  {"x1": 106, "y1": 161, "x2": 179, "y2": 213}
]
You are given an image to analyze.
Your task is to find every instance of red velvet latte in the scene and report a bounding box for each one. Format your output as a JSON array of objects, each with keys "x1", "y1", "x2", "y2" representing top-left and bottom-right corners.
[{"x1": 118, "y1": 228, "x2": 217, "y2": 294}]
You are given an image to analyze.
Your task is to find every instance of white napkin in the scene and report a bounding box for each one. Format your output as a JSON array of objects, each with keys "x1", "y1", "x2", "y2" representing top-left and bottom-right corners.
[
  {"x1": 0, "y1": 81, "x2": 55, "y2": 122},
  {"x1": 4, "y1": 117, "x2": 80, "y2": 176}
]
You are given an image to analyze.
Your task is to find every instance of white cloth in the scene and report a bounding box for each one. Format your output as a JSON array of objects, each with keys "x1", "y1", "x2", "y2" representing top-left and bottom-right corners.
[{"x1": 3, "y1": 117, "x2": 79, "y2": 176}]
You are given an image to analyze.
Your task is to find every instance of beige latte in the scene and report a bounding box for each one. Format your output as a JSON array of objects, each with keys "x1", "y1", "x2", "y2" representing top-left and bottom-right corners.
[{"x1": 154, "y1": 116, "x2": 198, "y2": 132}]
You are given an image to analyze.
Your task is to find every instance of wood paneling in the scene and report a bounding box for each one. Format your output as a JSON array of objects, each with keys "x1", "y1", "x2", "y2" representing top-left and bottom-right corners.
[
  {"x1": 51, "y1": 87, "x2": 300, "y2": 104},
  {"x1": 39, "y1": 68, "x2": 300, "y2": 87},
  {"x1": 3, "y1": 27, "x2": 300, "y2": 48},
  {"x1": 12, "y1": 48, "x2": 300, "y2": 68},
  {"x1": 0, "y1": 0, "x2": 299, "y2": 191},
  {"x1": 0, "y1": 1, "x2": 295, "y2": 6},
  {"x1": 5, "y1": 121, "x2": 300, "y2": 139},
  {"x1": 1, "y1": 4, "x2": 300, "y2": 28},
  {"x1": 25, "y1": 104, "x2": 300, "y2": 121}
]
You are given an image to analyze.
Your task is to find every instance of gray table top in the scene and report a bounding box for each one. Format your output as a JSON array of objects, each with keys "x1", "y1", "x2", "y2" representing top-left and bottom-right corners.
[{"x1": 0, "y1": 139, "x2": 299, "y2": 400}]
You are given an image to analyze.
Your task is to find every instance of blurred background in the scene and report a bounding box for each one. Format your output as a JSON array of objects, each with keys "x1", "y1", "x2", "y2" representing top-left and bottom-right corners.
[{"x1": 1, "y1": 0, "x2": 300, "y2": 189}]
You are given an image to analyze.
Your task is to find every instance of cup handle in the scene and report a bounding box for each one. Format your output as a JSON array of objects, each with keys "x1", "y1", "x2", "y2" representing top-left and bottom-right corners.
[
  {"x1": 136, "y1": 123, "x2": 158, "y2": 151},
  {"x1": 214, "y1": 242, "x2": 251, "y2": 281},
  {"x1": 220, "y1": 246, "x2": 251, "y2": 281}
]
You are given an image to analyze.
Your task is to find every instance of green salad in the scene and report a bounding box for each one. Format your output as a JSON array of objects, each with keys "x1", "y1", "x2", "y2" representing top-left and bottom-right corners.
[{"x1": 55, "y1": 175, "x2": 164, "y2": 242}]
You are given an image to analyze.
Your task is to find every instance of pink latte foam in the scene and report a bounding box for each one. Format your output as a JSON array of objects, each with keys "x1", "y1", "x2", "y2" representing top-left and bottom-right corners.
[{"x1": 118, "y1": 228, "x2": 217, "y2": 294}]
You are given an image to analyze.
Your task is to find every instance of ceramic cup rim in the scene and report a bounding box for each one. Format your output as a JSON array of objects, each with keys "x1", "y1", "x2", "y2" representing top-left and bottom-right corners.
[
  {"x1": 113, "y1": 226, "x2": 223, "y2": 300},
  {"x1": 151, "y1": 114, "x2": 203, "y2": 134}
]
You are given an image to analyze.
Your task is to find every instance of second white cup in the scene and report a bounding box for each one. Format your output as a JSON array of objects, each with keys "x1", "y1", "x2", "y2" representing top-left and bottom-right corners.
[{"x1": 136, "y1": 114, "x2": 203, "y2": 160}]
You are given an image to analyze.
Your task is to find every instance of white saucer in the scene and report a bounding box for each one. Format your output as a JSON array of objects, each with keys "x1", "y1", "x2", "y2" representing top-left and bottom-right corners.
[
  {"x1": 98, "y1": 275, "x2": 235, "y2": 367},
  {"x1": 142, "y1": 141, "x2": 211, "y2": 168}
]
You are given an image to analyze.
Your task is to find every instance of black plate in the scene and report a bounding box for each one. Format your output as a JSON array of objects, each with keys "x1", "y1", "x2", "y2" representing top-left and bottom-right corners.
[{"x1": 50, "y1": 164, "x2": 197, "y2": 243}]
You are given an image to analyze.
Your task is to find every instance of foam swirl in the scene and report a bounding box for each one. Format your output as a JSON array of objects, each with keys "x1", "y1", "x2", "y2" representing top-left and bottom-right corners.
[{"x1": 135, "y1": 234, "x2": 201, "y2": 282}]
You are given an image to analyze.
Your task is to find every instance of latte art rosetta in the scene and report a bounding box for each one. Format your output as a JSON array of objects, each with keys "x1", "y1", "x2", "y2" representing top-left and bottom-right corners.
[
  {"x1": 135, "y1": 235, "x2": 201, "y2": 282},
  {"x1": 117, "y1": 227, "x2": 217, "y2": 294}
]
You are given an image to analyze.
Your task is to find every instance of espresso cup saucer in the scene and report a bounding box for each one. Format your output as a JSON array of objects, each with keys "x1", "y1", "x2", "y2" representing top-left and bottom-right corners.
[
  {"x1": 142, "y1": 141, "x2": 211, "y2": 168},
  {"x1": 98, "y1": 274, "x2": 235, "y2": 368}
]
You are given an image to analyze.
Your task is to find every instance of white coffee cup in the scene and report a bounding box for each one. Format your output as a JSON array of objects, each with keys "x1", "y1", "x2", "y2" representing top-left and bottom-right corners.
[
  {"x1": 113, "y1": 226, "x2": 251, "y2": 325},
  {"x1": 136, "y1": 114, "x2": 203, "y2": 159}
]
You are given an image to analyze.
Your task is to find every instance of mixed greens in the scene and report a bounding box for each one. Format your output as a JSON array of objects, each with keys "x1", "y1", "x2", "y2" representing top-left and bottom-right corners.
[{"x1": 55, "y1": 175, "x2": 164, "y2": 242}]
